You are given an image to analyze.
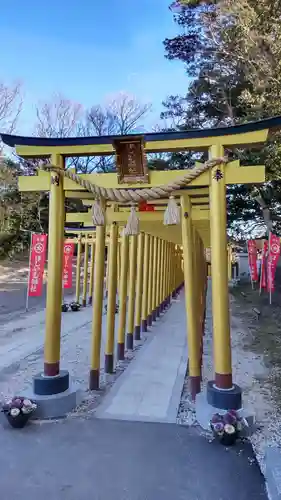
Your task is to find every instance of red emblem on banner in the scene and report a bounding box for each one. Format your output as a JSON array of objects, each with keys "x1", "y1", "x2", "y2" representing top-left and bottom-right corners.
[
  {"x1": 138, "y1": 201, "x2": 155, "y2": 212},
  {"x1": 247, "y1": 240, "x2": 258, "y2": 282},
  {"x1": 63, "y1": 242, "x2": 75, "y2": 289},
  {"x1": 28, "y1": 234, "x2": 47, "y2": 297},
  {"x1": 267, "y1": 233, "x2": 280, "y2": 292}
]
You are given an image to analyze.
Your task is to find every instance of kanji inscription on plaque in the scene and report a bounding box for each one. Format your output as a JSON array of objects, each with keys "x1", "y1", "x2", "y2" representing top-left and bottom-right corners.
[{"x1": 113, "y1": 136, "x2": 149, "y2": 184}]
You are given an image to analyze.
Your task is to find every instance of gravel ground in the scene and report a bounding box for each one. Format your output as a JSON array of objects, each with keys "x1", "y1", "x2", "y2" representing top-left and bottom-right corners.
[{"x1": 176, "y1": 367, "x2": 197, "y2": 427}]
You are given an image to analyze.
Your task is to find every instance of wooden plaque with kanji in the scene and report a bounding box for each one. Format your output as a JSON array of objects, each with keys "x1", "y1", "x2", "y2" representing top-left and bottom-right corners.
[{"x1": 113, "y1": 136, "x2": 149, "y2": 184}]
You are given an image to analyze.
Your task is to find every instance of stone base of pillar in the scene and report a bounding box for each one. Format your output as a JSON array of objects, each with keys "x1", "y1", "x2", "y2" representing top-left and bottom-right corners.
[
  {"x1": 152, "y1": 310, "x2": 157, "y2": 322},
  {"x1": 134, "y1": 325, "x2": 141, "y2": 341},
  {"x1": 126, "y1": 333, "x2": 134, "y2": 350},
  {"x1": 82, "y1": 299, "x2": 87, "y2": 307},
  {"x1": 117, "y1": 342, "x2": 125, "y2": 360},
  {"x1": 190, "y1": 376, "x2": 201, "y2": 401},
  {"x1": 89, "y1": 369, "x2": 100, "y2": 390},
  {"x1": 141, "y1": 319, "x2": 147, "y2": 332},
  {"x1": 165, "y1": 297, "x2": 171, "y2": 308},
  {"x1": 206, "y1": 380, "x2": 242, "y2": 410},
  {"x1": 156, "y1": 306, "x2": 160, "y2": 318},
  {"x1": 88, "y1": 296, "x2": 92, "y2": 305},
  {"x1": 34, "y1": 370, "x2": 69, "y2": 395},
  {"x1": 27, "y1": 387, "x2": 82, "y2": 420},
  {"x1": 22, "y1": 370, "x2": 83, "y2": 419},
  {"x1": 104, "y1": 354, "x2": 114, "y2": 373},
  {"x1": 147, "y1": 314, "x2": 152, "y2": 326}
]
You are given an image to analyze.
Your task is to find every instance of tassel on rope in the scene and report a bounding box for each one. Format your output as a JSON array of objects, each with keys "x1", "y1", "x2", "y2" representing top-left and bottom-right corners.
[
  {"x1": 92, "y1": 199, "x2": 105, "y2": 226},
  {"x1": 164, "y1": 196, "x2": 180, "y2": 225},
  {"x1": 124, "y1": 205, "x2": 140, "y2": 235}
]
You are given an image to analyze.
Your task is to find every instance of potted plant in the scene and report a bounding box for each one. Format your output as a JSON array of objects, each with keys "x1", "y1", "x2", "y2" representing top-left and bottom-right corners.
[
  {"x1": 1, "y1": 397, "x2": 37, "y2": 428},
  {"x1": 210, "y1": 410, "x2": 248, "y2": 446},
  {"x1": 69, "y1": 301, "x2": 81, "y2": 312}
]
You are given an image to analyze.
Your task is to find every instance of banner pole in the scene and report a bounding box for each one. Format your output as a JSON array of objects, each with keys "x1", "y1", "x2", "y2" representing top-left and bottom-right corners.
[
  {"x1": 62, "y1": 280, "x2": 65, "y2": 305},
  {"x1": 269, "y1": 256, "x2": 272, "y2": 305},
  {"x1": 249, "y1": 266, "x2": 254, "y2": 290},
  {"x1": 260, "y1": 242, "x2": 265, "y2": 295},
  {"x1": 25, "y1": 232, "x2": 33, "y2": 311},
  {"x1": 259, "y1": 253, "x2": 263, "y2": 296},
  {"x1": 247, "y1": 241, "x2": 254, "y2": 290},
  {"x1": 269, "y1": 233, "x2": 272, "y2": 305}
]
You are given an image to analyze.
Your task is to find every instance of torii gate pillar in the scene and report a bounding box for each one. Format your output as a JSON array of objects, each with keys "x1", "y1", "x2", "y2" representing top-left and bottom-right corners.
[{"x1": 207, "y1": 145, "x2": 242, "y2": 410}]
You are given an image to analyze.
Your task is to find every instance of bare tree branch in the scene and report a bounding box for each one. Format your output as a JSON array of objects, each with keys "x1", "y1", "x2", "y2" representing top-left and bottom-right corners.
[
  {"x1": 35, "y1": 93, "x2": 83, "y2": 138},
  {"x1": 0, "y1": 81, "x2": 22, "y2": 136},
  {"x1": 33, "y1": 91, "x2": 151, "y2": 174},
  {"x1": 83, "y1": 92, "x2": 151, "y2": 173},
  {"x1": 106, "y1": 92, "x2": 152, "y2": 135}
]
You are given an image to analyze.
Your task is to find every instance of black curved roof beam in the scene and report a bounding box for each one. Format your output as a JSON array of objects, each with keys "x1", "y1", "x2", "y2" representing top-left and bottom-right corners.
[{"x1": 1, "y1": 115, "x2": 281, "y2": 156}]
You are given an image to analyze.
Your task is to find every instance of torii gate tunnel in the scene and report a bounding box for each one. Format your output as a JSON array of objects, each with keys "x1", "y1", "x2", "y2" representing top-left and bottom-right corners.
[{"x1": 2, "y1": 115, "x2": 277, "y2": 414}]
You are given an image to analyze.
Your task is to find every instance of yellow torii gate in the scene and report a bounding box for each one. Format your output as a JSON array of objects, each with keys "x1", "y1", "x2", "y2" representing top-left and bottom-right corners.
[{"x1": 1, "y1": 115, "x2": 272, "y2": 416}]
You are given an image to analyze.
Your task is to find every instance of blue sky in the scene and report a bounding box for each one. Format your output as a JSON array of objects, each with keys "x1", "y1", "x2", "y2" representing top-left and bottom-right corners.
[{"x1": 0, "y1": 0, "x2": 189, "y2": 134}]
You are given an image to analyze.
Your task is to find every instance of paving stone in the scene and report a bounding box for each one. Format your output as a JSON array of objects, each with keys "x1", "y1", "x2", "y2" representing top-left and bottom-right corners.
[
  {"x1": 95, "y1": 295, "x2": 188, "y2": 423},
  {"x1": 265, "y1": 446, "x2": 281, "y2": 500}
]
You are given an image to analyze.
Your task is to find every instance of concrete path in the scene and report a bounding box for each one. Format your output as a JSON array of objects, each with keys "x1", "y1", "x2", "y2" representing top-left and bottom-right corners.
[
  {"x1": 95, "y1": 295, "x2": 187, "y2": 423},
  {"x1": 0, "y1": 417, "x2": 267, "y2": 500}
]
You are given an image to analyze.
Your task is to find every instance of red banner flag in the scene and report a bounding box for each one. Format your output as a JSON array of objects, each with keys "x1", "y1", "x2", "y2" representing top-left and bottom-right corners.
[
  {"x1": 247, "y1": 240, "x2": 258, "y2": 282},
  {"x1": 267, "y1": 233, "x2": 280, "y2": 292},
  {"x1": 28, "y1": 234, "x2": 47, "y2": 297},
  {"x1": 63, "y1": 242, "x2": 75, "y2": 289},
  {"x1": 261, "y1": 241, "x2": 268, "y2": 289}
]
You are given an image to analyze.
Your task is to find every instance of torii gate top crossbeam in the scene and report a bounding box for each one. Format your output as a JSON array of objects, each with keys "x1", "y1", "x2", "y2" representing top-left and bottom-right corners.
[
  {"x1": 1, "y1": 116, "x2": 272, "y2": 250},
  {"x1": 2, "y1": 115, "x2": 281, "y2": 157}
]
